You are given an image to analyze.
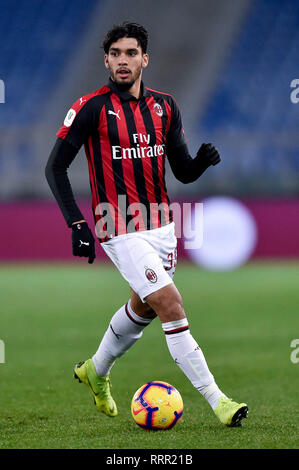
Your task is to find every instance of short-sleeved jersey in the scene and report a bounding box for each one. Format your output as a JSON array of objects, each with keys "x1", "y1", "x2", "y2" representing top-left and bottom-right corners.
[{"x1": 57, "y1": 79, "x2": 186, "y2": 242}]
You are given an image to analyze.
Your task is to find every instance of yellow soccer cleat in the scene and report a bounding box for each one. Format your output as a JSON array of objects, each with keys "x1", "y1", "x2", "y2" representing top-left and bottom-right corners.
[
  {"x1": 214, "y1": 397, "x2": 248, "y2": 427},
  {"x1": 74, "y1": 359, "x2": 118, "y2": 417}
]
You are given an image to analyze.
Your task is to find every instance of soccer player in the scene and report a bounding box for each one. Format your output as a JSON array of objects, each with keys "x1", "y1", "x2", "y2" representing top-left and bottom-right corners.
[{"x1": 45, "y1": 22, "x2": 248, "y2": 427}]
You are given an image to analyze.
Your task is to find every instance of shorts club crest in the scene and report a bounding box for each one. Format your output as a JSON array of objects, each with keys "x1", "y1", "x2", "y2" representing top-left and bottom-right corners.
[{"x1": 145, "y1": 268, "x2": 157, "y2": 283}]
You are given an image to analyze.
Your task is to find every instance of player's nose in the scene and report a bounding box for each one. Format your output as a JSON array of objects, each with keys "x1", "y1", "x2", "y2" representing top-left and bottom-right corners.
[{"x1": 118, "y1": 54, "x2": 128, "y2": 65}]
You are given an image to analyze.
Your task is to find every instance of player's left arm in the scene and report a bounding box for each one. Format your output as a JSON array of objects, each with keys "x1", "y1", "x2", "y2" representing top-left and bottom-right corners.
[{"x1": 166, "y1": 98, "x2": 221, "y2": 183}]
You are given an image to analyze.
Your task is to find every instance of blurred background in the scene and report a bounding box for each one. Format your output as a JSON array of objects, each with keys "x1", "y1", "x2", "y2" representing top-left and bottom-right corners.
[{"x1": 0, "y1": 0, "x2": 299, "y2": 265}]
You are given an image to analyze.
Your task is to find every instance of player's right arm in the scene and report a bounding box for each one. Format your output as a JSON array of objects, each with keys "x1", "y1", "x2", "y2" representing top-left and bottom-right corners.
[
  {"x1": 45, "y1": 96, "x2": 99, "y2": 263},
  {"x1": 45, "y1": 138, "x2": 85, "y2": 227}
]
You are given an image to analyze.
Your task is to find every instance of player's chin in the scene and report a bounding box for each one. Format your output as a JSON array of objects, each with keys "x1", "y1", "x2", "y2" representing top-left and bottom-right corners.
[
  {"x1": 116, "y1": 77, "x2": 131, "y2": 84},
  {"x1": 115, "y1": 78, "x2": 135, "y2": 90}
]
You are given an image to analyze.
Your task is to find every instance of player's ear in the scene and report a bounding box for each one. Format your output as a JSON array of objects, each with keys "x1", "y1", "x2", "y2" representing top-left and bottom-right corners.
[
  {"x1": 142, "y1": 53, "x2": 149, "y2": 70},
  {"x1": 104, "y1": 54, "x2": 109, "y2": 69}
]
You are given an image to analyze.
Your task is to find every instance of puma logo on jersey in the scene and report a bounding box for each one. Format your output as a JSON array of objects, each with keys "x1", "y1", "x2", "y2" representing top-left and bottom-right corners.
[
  {"x1": 79, "y1": 240, "x2": 90, "y2": 247},
  {"x1": 79, "y1": 97, "x2": 86, "y2": 105},
  {"x1": 108, "y1": 109, "x2": 121, "y2": 120}
]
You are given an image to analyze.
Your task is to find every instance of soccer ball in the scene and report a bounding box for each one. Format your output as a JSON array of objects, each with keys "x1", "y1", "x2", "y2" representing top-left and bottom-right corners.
[{"x1": 131, "y1": 381, "x2": 184, "y2": 430}]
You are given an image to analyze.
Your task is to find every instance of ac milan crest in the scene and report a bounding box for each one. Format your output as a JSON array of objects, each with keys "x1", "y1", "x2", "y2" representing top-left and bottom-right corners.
[
  {"x1": 154, "y1": 103, "x2": 163, "y2": 117},
  {"x1": 145, "y1": 268, "x2": 157, "y2": 283}
]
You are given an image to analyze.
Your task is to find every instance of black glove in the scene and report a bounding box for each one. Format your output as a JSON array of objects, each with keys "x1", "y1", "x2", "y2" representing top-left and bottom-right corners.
[
  {"x1": 196, "y1": 143, "x2": 221, "y2": 167},
  {"x1": 71, "y1": 222, "x2": 95, "y2": 264}
]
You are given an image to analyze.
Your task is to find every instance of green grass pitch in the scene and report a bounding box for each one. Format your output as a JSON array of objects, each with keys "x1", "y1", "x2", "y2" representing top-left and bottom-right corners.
[{"x1": 0, "y1": 262, "x2": 298, "y2": 449}]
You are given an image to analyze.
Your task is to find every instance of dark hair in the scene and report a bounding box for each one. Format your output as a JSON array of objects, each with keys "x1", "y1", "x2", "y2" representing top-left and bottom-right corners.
[{"x1": 102, "y1": 22, "x2": 148, "y2": 54}]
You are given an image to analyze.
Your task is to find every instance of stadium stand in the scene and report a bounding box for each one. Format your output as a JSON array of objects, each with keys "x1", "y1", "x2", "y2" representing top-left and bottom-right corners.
[
  {"x1": 0, "y1": 0, "x2": 100, "y2": 126},
  {"x1": 0, "y1": 0, "x2": 298, "y2": 199},
  {"x1": 197, "y1": 0, "x2": 299, "y2": 195}
]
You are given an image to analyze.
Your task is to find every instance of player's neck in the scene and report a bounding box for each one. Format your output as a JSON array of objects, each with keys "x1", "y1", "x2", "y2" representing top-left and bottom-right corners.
[
  {"x1": 127, "y1": 76, "x2": 142, "y2": 99},
  {"x1": 110, "y1": 75, "x2": 143, "y2": 99}
]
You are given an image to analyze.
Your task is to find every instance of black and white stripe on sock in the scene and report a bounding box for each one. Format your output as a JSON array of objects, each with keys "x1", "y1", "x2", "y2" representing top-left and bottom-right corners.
[
  {"x1": 162, "y1": 318, "x2": 189, "y2": 335},
  {"x1": 125, "y1": 300, "x2": 154, "y2": 326}
]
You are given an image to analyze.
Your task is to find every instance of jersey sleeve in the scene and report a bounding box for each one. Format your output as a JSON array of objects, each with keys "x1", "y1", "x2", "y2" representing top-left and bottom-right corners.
[
  {"x1": 165, "y1": 96, "x2": 212, "y2": 184},
  {"x1": 166, "y1": 96, "x2": 186, "y2": 150},
  {"x1": 45, "y1": 138, "x2": 85, "y2": 227},
  {"x1": 56, "y1": 95, "x2": 99, "y2": 150}
]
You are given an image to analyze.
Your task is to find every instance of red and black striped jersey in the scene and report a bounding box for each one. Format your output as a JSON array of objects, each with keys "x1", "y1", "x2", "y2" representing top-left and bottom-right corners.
[{"x1": 56, "y1": 79, "x2": 186, "y2": 242}]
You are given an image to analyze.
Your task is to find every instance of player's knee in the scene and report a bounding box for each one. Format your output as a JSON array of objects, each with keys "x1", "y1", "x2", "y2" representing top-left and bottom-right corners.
[
  {"x1": 145, "y1": 284, "x2": 185, "y2": 322},
  {"x1": 155, "y1": 293, "x2": 185, "y2": 322},
  {"x1": 163, "y1": 299, "x2": 185, "y2": 322}
]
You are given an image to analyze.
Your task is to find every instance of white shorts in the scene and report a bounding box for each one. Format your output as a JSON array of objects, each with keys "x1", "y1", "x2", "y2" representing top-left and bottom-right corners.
[{"x1": 101, "y1": 222, "x2": 177, "y2": 302}]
